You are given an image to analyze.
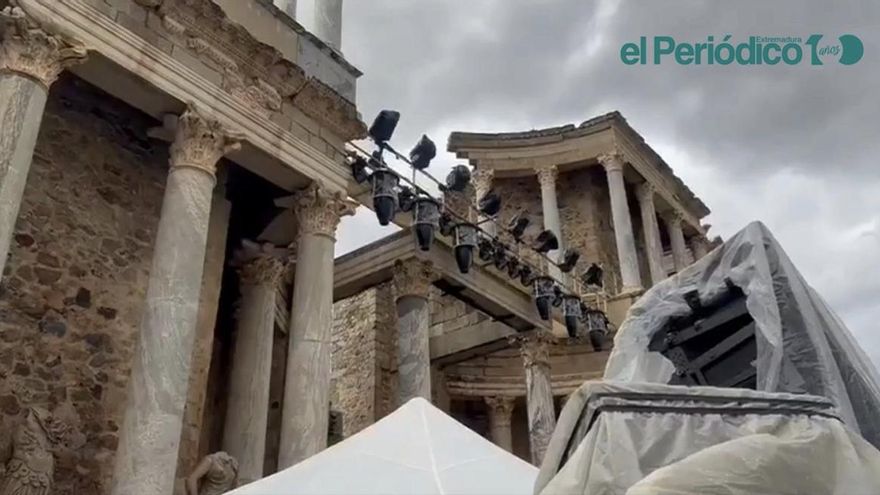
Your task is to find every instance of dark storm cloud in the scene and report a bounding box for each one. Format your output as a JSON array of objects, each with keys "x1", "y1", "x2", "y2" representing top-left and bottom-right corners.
[{"x1": 338, "y1": 0, "x2": 880, "y2": 363}]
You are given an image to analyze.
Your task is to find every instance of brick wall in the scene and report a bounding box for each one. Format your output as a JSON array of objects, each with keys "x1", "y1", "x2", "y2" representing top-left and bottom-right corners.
[{"x1": 0, "y1": 76, "x2": 166, "y2": 494}]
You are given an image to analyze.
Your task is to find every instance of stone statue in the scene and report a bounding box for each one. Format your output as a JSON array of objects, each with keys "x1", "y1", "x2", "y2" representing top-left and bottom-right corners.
[
  {"x1": 186, "y1": 452, "x2": 239, "y2": 495},
  {"x1": 0, "y1": 407, "x2": 64, "y2": 495}
]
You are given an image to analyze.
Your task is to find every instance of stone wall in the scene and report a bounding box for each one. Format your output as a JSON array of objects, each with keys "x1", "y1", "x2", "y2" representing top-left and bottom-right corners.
[{"x1": 0, "y1": 76, "x2": 166, "y2": 494}]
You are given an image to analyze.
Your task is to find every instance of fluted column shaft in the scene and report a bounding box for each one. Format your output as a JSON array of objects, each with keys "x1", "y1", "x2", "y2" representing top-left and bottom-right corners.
[
  {"x1": 484, "y1": 396, "x2": 515, "y2": 452},
  {"x1": 514, "y1": 332, "x2": 556, "y2": 465},
  {"x1": 278, "y1": 184, "x2": 355, "y2": 468},
  {"x1": 393, "y1": 258, "x2": 435, "y2": 404},
  {"x1": 112, "y1": 110, "x2": 241, "y2": 495},
  {"x1": 667, "y1": 214, "x2": 688, "y2": 272},
  {"x1": 0, "y1": 7, "x2": 86, "y2": 280},
  {"x1": 636, "y1": 183, "x2": 665, "y2": 285},
  {"x1": 223, "y1": 249, "x2": 286, "y2": 486},
  {"x1": 314, "y1": 0, "x2": 343, "y2": 50},
  {"x1": 598, "y1": 153, "x2": 642, "y2": 291},
  {"x1": 536, "y1": 166, "x2": 563, "y2": 280}
]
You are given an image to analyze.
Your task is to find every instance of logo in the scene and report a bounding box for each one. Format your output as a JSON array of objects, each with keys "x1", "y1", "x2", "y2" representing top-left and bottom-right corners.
[{"x1": 620, "y1": 35, "x2": 864, "y2": 66}]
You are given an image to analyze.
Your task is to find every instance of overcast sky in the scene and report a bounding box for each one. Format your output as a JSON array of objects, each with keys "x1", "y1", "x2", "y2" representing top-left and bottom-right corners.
[{"x1": 335, "y1": 0, "x2": 880, "y2": 365}]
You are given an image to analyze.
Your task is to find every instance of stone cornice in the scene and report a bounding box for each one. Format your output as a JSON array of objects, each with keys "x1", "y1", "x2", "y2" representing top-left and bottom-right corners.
[
  {"x1": 169, "y1": 107, "x2": 242, "y2": 177},
  {"x1": 138, "y1": 0, "x2": 365, "y2": 140},
  {"x1": 0, "y1": 3, "x2": 87, "y2": 88},
  {"x1": 293, "y1": 182, "x2": 357, "y2": 239},
  {"x1": 392, "y1": 258, "x2": 436, "y2": 300}
]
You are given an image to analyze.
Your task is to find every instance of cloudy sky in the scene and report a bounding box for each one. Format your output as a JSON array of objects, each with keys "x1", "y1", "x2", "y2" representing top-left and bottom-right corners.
[{"x1": 334, "y1": 0, "x2": 880, "y2": 365}]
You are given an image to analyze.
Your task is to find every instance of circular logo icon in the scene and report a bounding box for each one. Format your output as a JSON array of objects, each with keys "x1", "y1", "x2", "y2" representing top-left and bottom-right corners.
[{"x1": 839, "y1": 34, "x2": 864, "y2": 65}]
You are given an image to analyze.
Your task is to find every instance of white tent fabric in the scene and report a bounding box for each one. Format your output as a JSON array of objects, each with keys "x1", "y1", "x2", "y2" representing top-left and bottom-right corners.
[{"x1": 228, "y1": 397, "x2": 538, "y2": 495}]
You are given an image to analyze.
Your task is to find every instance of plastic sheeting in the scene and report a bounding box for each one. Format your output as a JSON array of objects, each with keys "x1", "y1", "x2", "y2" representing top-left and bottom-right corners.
[
  {"x1": 228, "y1": 398, "x2": 537, "y2": 495},
  {"x1": 604, "y1": 221, "x2": 880, "y2": 448},
  {"x1": 535, "y1": 381, "x2": 880, "y2": 495}
]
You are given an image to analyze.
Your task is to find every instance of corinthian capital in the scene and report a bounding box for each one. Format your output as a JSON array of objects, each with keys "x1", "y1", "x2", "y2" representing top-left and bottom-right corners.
[
  {"x1": 535, "y1": 165, "x2": 558, "y2": 190},
  {"x1": 0, "y1": 5, "x2": 87, "y2": 88},
  {"x1": 636, "y1": 182, "x2": 656, "y2": 203},
  {"x1": 597, "y1": 151, "x2": 625, "y2": 173},
  {"x1": 509, "y1": 331, "x2": 555, "y2": 369},
  {"x1": 294, "y1": 182, "x2": 357, "y2": 239},
  {"x1": 392, "y1": 258, "x2": 435, "y2": 300},
  {"x1": 484, "y1": 396, "x2": 515, "y2": 424},
  {"x1": 169, "y1": 107, "x2": 242, "y2": 177},
  {"x1": 233, "y1": 241, "x2": 288, "y2": 287}
]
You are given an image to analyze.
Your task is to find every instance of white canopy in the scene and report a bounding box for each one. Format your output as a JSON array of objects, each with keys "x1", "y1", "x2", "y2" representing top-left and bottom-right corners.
[{"x1": 229, "y1": 397, "x2": 538, "y2": 495}]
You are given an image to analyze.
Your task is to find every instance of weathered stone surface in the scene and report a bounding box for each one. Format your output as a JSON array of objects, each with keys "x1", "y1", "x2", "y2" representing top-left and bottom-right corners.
[{"x1": 0, "y1": 76, "x2": 167, "y2": 495}]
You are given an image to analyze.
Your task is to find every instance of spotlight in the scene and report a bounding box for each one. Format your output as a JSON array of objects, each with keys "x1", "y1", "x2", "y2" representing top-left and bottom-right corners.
[
  {"x1": 453, "y1": 223, "x2": 478, "y2": 273},
  {"x1": 558, "y1": 249, "x2": 580, "y2": 273},
  {"x1": 533, "y1": 230, "x2": 559, "y2": 253},
  {"x1": 478, "y1": 238, "x2": 495, "y2": 262},
  {"x1": 508, "y1": 213, "x2": 530, "y2": 242},
  {"x1": 445, "y1": 165, "x2": 472, "y2": 192},
  {"x1": 413, "y1": 197, "x2": 440, "y2": 251},
  {"x1": 492, "y1": 243, "x2": 508, "y2": 270},
  {"x1": 506, "y1": 257, "x2": 521, "y2": 277},
  {"x1": 532, "y1": 276, "x2": 556, "y2": 320},
  {"x1": 581, "y1": 263, "x2": 604, "y2": 289},
  {"x1": 478, "y1": 190, "x2": 502, "y2": 217},
  {"x1": 368, "y1": 110, "x2": 400, "y2": 145},
  {"x1": 584, "y1": 307, "x2": 609, "y2": 351},
  {"x1": 517, "y1": 265, "x2": 533, "y2": 286},
  {"x1": 398, "y1": 186, "x2": 416, "y2": 213},
  {"x1": 562, "y1": 295, "x2": 583, "y2": 338},
  {"x1": 370, "y1": 169, "x2": 399, "y2": 226},
  {"x1": 409, "y1": 134, "x2": 436, "y2": 170},
  {"x1": 350, "y1": 155, "x2": 370, "y2": 184},
  {"x1": 552, "y1": 285, "x2": 563, "y2": 307},
  {"x1": 439, "y1": 213, "x2": 455, "y2": 237}
]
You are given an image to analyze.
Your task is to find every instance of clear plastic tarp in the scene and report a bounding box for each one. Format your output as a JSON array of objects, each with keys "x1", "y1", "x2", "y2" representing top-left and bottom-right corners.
[
  {"x1": 535, "y1": 381, "x2": 880, "y2": 495},
  {"x1": 228, "y1": 398, "x2": 538, "y2": 495},
  {"x1": 604, "y1": 221, "x2": 880, "y2": 447}
]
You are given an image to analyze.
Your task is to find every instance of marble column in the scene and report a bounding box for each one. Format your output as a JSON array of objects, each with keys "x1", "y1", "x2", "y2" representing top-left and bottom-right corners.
[
  {"x1": 598, "y1": 152, "x2": 642, "y2": 291},
  {"x1": 111, "y1": 109, "x2": 241, "y2": 495},
  {"x1": 513, "y1": 332, "x2": 556, "y2": 465},
  {"x1": 223, "y1": 244, "x2": 287, "y2": 486},
  {"x1": 636, "y1": 183, "x2": 665, "y2": 285},
  {"x1": 666, "y1": 213, "x2": 688, "y2": 272},
  {"x1": 278, "y1": 183, "x2": 355, "y2": 469},
  {"x1": 691, "y1": 235, "x2": 709, "y2": 260},
  {"x1": 0, "y1": 7, "x2": 86, "y2": 280},
  {"x1": 392, "y1": 258, "x2": 435, "y2": 404},
  {"x1": 314, "y1": 0, "x2": 343, "y2": 50},
  {"x1": 484, "y1": 396, "x2": 515, "y2": 452},
  {"x1": 471, "y1": 166, "x2": 495, "y2": 236},
  {"x1": 536, "y1": 165, "x2": 563, "y2": 280}
]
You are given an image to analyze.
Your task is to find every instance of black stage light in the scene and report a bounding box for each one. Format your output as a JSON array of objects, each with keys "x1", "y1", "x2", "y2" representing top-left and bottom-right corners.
[
  {"x1": 398, "y1": 186, "x2": 416, "y2": 213},
  {"x1": 369, "y1": 110, "x2": 400, "y2": 144},
  {"x1": 562, "y1": 295, "x2": 583, "y2": 338},
  {"x1": 584, "y1": 307, "x2": 609, "y2": 351},
  {"x1": 508, "y1": 214, "x2": 530, "y2": 241},
  {"x1": 558, "y1": 249, "x2": 580, "y2": 273},
  {"x1": 478, "y1": 238, "x2": 495, "y2": 262},
  {"x1": 518, "y1": 265, "x2": 533, "y2": 286},
  {"x1": 350, "y1": 155, "x2": 370, "y2": 184},
  {"x1": 552, "y1": 285, "x2": 563, "y2": 307},
  {"x1": 445, "y1": 165, "x2": 472, "y2": 192},
  {"x1": 533, "y1": 230, "x2": 559, "y2": 253},
  {"x1": 492, "y1": 242, "x2": 508, "y2": 270},
  {"x1": 439, "y1": 213, "x2": 455, "y2": 237},
  {"x1": 370, "y1": 169, "x2": 399, "y2": 226},
  {"x1": 478, "y1": 190, "x2": 502, "y2": 217},
  {"x1": 413, "y1": 198, "x2": 441, "y2": 251},
  {"x1": 453, "y1": 223, "x2": 478, "y2": 273},
  {"x1": 582, "y1": 263, "x2": 604, "y2": 289},
  {"x1": 532, "y1": 276, "x2": 556, "y2": 320},
  {"x1": 409, "y1": 134, "x2": 436, "y2": 170},
  {"x1": 506, "y1": 257, "x2": 521, "y2": 277}
]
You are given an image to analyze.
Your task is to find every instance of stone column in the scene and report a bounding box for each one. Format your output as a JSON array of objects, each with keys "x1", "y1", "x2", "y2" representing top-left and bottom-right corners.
[
  {"x1": 636, "y1": 183, "x2": 665, "y2": 285},
  {"x1": 278, "y1": 183, "x2": 355, "y2": 469},
  {"x1": 598, "y1": 152, "x2": 642, "y2": 291},
  {"x1": 314, "y1": 0, "x2": 343, "y2": 50},
  {"x1": 484, "y1": 396, "x2": 515, "y2": 452},
  {"x1": 536, "y1": 165, "x2": 563, "y2": 279},
  {"x1": 223, "y1": 244, "x2": 286, "y2": 486},
  {"x1": 273, "y1": 0, "x2": 297, "y2": 19},
  {"x1": 0, "y1": 7, "x2": 86, "y2": 280},
  {"x1": 691, "y1": 236, "x2": 709, "y2": 260},
  {"x1": 513, "y1": 332, "x2": 556, "y2": 465},
  {"x1": 111, "y1": 109, "x2": 241, "y2": 495},
  {"x1": 392, "y1": 258, "x2": 435, "y2": 404},
  {"x1": 471, "y1": 166, "x2": 495, "y2": 236},
  {"x1": 666, "y1": 213, "x2": 688, "y2": 272}
]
